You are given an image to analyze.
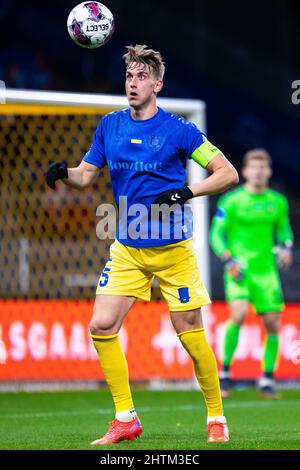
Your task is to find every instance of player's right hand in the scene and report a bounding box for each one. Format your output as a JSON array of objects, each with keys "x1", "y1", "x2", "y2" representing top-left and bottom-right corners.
[
  {"x1": 224, "y1": 258, "x2": 244, "y2": 281},
  {"x1": 45, "y1": 161, "x2": 68, "y2": 189}
]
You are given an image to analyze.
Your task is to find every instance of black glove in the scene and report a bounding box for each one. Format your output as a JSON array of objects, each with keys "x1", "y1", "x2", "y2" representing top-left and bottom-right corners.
[
  {"x1": 45, "y1": 161, "x2": 68, "y2": 189},
  {"x1": 152, "y1": 187, "x2": 193, "y2": 206}
]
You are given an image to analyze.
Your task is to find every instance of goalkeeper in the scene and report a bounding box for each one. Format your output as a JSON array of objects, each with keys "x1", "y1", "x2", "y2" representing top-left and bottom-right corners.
[
  {"x1": 210, "y1": 149, "x2": 293, "y2": 398},
  {"x1": 45, "y1": 44, "x2": 238, "y2": 444}
]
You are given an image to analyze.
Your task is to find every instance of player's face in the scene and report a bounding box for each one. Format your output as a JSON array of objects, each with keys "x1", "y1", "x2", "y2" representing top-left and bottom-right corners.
[
  {"x1": 242, "y1": 160, "x2": 272, "y2": 187},
  {"x1": 125, "y1": 62, "x2": 162, "y2": 109}
]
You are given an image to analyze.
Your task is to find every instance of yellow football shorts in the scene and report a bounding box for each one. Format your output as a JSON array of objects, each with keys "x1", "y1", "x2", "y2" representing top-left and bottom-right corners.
[{"x1": 96, "y1": 238, "x2": 211, "y2": 311}]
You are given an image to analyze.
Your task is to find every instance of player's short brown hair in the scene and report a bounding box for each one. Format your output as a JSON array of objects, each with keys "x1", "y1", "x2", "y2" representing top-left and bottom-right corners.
[
  {"x1": 123, "y1": 44, "x2": 165, "y2": 80},
  {"x1": 243, "y1": 148, "x2": 272, "y2": 167}
]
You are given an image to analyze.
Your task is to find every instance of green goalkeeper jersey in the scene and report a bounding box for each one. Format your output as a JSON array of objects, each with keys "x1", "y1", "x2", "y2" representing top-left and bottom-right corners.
[{"x1": 210, "y1": 186, "x2": 293, "y2": 270}]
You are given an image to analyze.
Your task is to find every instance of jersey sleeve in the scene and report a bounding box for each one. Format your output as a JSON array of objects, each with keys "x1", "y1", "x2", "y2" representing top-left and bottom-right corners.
[
  {"x1": 275, "y1": 196, "x2": 294, "y2": 247},
  {"x1": 83, "y1": 118, "x2": 107, "y2": 169},
  {"x1": 210, "y1": 195, "x2": 230, "y2": 257},
  {"x1": 179, "y1": 120, "x2": 205, "y2": 159},
  {"x1": 178, "y1": 119, "x2": 221, "y2": 168}
]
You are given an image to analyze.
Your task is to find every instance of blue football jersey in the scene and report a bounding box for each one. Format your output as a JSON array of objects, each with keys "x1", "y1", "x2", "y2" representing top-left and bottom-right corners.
[{"x1": 83, "y1": 107, "x2": 205, "y2": 247}]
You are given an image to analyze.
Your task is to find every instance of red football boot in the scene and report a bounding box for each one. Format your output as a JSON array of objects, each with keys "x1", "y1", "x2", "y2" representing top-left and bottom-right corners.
[
  {"x1": 207, "y1": 419, "x2": 230, "y2": 443},
  {"x1": 90, "y1": 417, "x2": 143, "y2": 445}
]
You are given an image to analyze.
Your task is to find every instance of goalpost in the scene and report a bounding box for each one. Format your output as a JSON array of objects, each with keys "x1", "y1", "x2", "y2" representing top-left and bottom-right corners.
[{"x1": 3, "y1": 88, "x2": 210, "y2": 296}]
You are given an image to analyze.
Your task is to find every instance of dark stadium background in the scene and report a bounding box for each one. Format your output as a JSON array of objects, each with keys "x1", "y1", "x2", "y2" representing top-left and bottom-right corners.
[{"x1": 1, "y1": 0, "x2": 299, "y2": 300}]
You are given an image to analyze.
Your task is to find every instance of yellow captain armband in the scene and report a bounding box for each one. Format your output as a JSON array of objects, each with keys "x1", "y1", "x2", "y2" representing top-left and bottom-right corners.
[{"x1": 190, "y1": 139, "x2": 221, "y2": 168}]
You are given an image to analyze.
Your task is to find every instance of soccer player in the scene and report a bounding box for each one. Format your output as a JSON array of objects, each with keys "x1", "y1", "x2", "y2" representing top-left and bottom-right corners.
[
  {"x1": 45, "y1": 45, "x2": 238, "y2": 444},
  {"x1": 210, "y1": 149, "x2": 293, "y2": 398}
]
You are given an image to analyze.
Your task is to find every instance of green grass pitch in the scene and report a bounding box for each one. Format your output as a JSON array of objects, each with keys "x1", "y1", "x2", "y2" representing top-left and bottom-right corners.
[{"x1": 0, "y1": 388, "x2": 300, "y2": 450}]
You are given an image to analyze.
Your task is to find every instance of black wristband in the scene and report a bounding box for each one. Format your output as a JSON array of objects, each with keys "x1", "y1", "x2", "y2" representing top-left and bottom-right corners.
[
  {"x1": 152, "y1": 186, "x2": 193, "y2": 206},
  {"x1": 181, "y1": 186, "x2": 194, "y2": 200}
]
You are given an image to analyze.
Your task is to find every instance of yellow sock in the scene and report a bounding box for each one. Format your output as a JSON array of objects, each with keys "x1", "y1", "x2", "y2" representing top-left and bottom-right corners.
[
  {"x1": 91, "y1": 333, "x2": 134, "y2": 414},
  {"x1": 178, "y1": 328, "x2": 223, "y2": 417}
]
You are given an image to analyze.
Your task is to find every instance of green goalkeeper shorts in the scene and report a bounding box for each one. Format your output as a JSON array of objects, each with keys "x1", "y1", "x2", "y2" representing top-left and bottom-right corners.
[{"x1": 224, "y1": 267, "x2": 284, "y2": 314}]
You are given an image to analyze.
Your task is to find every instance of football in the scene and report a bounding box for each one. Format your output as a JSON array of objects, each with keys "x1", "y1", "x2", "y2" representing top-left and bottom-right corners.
[{"x1": 67, "y1": 1, "x2": 114, "y2": 48}]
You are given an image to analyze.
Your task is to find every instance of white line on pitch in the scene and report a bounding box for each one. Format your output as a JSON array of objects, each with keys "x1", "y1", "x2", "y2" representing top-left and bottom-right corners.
[{"x1": 1, "y1": 400, "x2": 297, "y2": 420}]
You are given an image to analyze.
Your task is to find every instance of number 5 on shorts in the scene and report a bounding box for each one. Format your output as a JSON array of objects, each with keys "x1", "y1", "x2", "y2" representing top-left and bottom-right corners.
[{"x1": 99, "y1": 267, "x2": 111, "y2": 287}]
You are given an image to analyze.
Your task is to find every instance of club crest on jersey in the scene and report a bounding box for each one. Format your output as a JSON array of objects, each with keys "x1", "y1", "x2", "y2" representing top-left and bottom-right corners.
[{"x1": 150, "y1": 135, "x2": 162, "y2": 149}]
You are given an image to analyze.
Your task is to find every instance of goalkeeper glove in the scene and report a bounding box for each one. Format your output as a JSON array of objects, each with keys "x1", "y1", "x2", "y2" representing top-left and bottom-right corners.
[
  {"x1": 273, "y1": 245, "x2": 293, "y2": 270},
  {"x1": 152, "y1": 187, "x2": 193, "y2": 206},
  {"x1": 222, "y1": 253, "x2": 244, "y2": 281},
  {"x1": 45, "y1": 161, "x2": 68, "y2": 189}
]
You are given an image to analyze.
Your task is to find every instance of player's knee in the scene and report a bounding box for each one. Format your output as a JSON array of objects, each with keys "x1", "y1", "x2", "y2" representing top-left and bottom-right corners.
[
  {"x1": 230, "y1": 302, "x2": 248, "y2": 325},
  {"x1": 89, "y1": 317, "x2": 118, "y2": 336},
  {"x1": 235, "y1": 317, "x2": 245, "y2": 326},
  {"x1": 264, "y1": 320, "x2": 280, "y2": 334},
  {"x1": 231, "y1": 314, "x2": 246, "y2": 326},
  {"x1": 263, "y1": 313, "x2": 281, "y2": 334},
  {"x1": 170, "y1": 309, "x2": 203, "y2": 334}
]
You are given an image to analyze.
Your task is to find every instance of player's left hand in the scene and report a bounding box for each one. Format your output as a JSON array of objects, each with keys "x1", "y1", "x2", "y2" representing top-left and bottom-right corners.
[
  {"x1": 274, "y1": 246, "x2": 293, "y2": 270},
  {"x1": 152, "y1": 187, "x2": 194, "y2": 206}
]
